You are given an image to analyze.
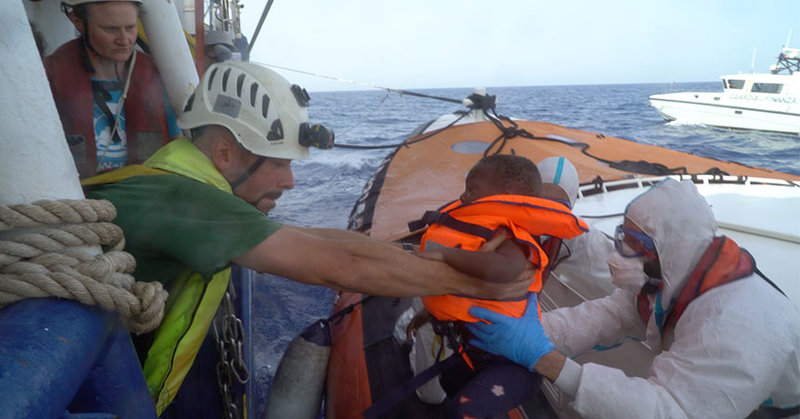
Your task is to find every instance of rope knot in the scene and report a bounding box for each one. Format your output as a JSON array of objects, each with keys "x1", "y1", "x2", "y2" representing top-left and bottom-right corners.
[
  {"x1": 502, "y1": 127, "x2": 518, "y2": 139},
  {"x1": 128, "y1": 281, "x2": 168, "y2": 334}
]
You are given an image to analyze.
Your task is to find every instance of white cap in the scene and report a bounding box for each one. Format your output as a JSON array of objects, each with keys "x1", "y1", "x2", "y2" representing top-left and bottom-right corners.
[{"x1": 538, "y1": 156, "x2": 579, "y2": 207}]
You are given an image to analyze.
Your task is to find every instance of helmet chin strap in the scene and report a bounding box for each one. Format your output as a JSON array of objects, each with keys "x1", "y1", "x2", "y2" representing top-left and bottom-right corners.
[
  {"x1": 78, "y1": 27, "x2": 97, "y2": 74},
  {"x1": 229, "y1": 156, "x2": 267, "y2": 190}
]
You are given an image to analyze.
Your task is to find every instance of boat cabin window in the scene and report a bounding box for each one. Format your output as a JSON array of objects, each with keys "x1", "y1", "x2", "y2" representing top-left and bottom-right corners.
[
  {"x1": 725, "y1": 79, "x2": 745, "y2": 89},
  {"x1": 750, "y1": 82, "x2": 783, "y2": 94}
]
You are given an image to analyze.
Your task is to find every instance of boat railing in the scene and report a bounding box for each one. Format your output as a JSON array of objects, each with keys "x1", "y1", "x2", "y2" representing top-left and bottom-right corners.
[
  {"x1": 578, "y1": 174, "x2": 799, "y2": 199},
  {"x1": 770, "y1": 47, "x2": 800, "y2": 74}
]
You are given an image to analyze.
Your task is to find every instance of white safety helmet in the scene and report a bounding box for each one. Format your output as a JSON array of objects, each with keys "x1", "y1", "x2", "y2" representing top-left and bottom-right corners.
[{"x1": 179, "y1": 61, "x2": 333, "y2": 160}]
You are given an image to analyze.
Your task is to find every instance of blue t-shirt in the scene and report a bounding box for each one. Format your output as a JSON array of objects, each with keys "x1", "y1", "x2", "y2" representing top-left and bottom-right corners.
[{"x1": 92, "y1": 79, "x2": 181, "y2": 172}]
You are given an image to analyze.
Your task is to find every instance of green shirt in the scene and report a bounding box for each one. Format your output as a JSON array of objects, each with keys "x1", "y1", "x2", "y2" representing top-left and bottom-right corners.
[{"x1": 87, "y1": 174, "x2": 280, "y2": 285}]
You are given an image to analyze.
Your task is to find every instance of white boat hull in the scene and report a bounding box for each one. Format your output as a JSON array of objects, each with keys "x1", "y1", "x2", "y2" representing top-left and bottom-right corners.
[{"x1": 650, "y1": 92, "x2": 800, "y2": 134}]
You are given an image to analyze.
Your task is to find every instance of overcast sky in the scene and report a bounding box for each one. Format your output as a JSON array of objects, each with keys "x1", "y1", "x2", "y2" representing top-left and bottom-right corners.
[{"x1": 239, "y1": 0, "x2": 799, "y2": 92}]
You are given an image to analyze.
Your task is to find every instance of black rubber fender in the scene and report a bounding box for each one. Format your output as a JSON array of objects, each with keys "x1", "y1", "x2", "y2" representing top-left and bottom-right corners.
[{"x1": 265, "y1": 319, "x2": 331, "y2": 419}]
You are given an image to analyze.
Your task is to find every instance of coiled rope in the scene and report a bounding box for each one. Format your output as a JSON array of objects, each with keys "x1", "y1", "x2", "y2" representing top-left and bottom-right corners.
[{"x1": 0, "y1": 199, "x2": 167, "y2": 334}]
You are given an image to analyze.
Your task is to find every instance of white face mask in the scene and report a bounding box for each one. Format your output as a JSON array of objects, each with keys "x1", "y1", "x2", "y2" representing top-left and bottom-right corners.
[{"x1": 607, "y1": 249, "x2": 648, "y2": 292}]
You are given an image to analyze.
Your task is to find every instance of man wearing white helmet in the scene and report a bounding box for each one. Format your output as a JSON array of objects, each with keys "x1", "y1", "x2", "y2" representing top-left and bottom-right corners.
[
  {"x1": 44, "y1": 0, "x2": 181, "y2": 179},
  {"x1": 83, "y1": 61, "x2": 531, "y2": 415},
  {"x1": 466, "y1": 178, "x2": 800, "y2": 418}
]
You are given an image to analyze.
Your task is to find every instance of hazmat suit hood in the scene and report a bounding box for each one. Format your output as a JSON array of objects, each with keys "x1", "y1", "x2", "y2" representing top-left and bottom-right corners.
[{"x1": 624, "y1": 178, "x2": 716, "y2": 345}]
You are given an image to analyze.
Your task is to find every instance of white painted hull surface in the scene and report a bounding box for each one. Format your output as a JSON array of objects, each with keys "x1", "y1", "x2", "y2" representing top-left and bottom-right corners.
[{"x1": 650, "y1": 92, "x2": 800, "y2": 135}]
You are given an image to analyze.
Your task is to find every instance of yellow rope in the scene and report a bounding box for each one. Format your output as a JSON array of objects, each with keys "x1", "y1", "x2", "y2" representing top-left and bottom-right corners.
[{"x1": 0, "y1": 199, "x2": 167, "y2": 334}]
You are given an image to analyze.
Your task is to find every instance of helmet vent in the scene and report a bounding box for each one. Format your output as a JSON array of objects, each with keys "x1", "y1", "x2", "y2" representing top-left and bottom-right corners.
[
  {"x1": 261, "y1": 94, "x2": 270, "y2": 118},
  {"x1": 236, "y1": 74, "x2": 246, "y2": 98},
  {"x1": 183, "y1": 93, "x2": 195, "y2": 112},
  {"x1": 207, "y1": 68, "x2": 218, "y2": 90},
  {"x1": 267, "y1": 119, "x2": 284, "y2": 141},
  {"x1": 250, "y1": 83, "x2": 259, "y2": 107},
  {"x1": 291, "y1": 84, "x2": 310, "y2": 107},
  {"x1": 222, "y1": 68, "x2": 232, "y2": 91}
]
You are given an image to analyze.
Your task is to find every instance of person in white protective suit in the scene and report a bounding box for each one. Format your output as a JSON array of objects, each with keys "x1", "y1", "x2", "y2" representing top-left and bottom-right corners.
[
  {"x1": 466, "y1": 178, "x2": 800, "y2": 419},
  {"x1": 537, "y1": 156, "x2": 579, "y2": 209},
  {"x1": 537, "y1": 156, "x2": 616, "y2": 296}
]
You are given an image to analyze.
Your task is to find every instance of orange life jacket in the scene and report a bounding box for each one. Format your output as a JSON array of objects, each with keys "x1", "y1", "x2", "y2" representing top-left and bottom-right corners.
[
  {"x1": 665, "y1": 236, "x2": 755, "y2": 330},
  {"x1": 44, "y1": 38, "x2": 171, "y2": 178},
  {"x1": 415, "y1": 194, "x2": 589, "y2": 322},
  {"x1": 637, "y1": 236, "x2": 756, "y2": 333}
]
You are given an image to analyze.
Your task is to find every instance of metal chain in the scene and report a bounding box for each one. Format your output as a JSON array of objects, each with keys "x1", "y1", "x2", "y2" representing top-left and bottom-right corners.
[{"x1": 213, "y1": 280, "x2": 250, "y2": 419}]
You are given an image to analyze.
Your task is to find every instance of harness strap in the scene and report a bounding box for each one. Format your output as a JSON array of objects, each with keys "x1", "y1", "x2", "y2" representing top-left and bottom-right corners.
[
  {"x1": 540, "y1": 237, "x2": 564, "y2": 285},
  {"x1": 363, "y1": 316, "x2": 482, "y2": 419},
  {"x1": 755, "y1": 267, "x2": 788, "y2": 297},
  {"x1": 431, "y1": 318, "x2": 476, "y2": 369},
  {"x1": 755, "y1": 405, "x2": 800, "y2": 418},
  {"x1": 362, "y1": 353, "x2": 463, "y2": 419},
  {"x1": 92, "y1": 80, "x2": 123, "y2": 144},
  {"x1": 408, "y1": 210, "x2": 495, "y2": 240}
]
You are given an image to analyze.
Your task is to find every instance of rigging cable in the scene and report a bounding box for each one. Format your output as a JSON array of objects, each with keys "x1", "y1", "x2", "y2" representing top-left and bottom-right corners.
[
  {"x1": 250, "y1": 61, "x2": 704, "y2": 177},
  {"x1": 251, "y1": 61, "x2": 463, "y2": 104},
  {"x1": 333, "y1": 91, "x2": 392, "y2": 139},
  {"x1": 247, "y1": 61, "x2": 475, "y2": 150},
  {"x1": 247, "y1": 0, "x2": 276, "y2": 56},
  {"x1": 479, "y1": 107, "x2": 693, "y2": 176},
  {"x1": 333, "y1": 111, "x2": 470, "y2": 150}
]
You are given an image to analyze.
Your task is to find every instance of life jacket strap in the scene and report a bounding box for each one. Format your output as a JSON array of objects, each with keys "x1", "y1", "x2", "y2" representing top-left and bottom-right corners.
[{"x1": 408, "y1": 210, "x2": 495, "y2": 241}]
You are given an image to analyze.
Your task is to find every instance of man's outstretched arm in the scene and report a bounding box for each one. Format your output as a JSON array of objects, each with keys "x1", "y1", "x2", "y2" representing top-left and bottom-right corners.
[{"x1": 231, "y1": 226, "x2": 531, "y2": 299}]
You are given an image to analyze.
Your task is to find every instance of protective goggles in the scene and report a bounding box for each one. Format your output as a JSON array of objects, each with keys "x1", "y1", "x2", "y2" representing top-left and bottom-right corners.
[{"x1": 614, "y1": 225, "x2": 657, "y2": 258}]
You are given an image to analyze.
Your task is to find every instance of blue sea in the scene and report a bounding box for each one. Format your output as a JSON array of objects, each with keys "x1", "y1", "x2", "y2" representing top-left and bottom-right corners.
[{"x1": 248, "y1": 82, "x2": 800, "y2": 408}]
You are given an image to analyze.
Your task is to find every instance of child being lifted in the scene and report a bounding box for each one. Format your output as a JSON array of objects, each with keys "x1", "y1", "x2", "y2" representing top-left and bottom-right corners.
[{"x1": 407, "y1": 154, "x2": 588, "y2": 418}]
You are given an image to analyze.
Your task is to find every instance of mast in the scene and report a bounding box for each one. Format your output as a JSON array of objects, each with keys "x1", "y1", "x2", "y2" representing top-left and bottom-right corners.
[{"x1": 139, "y1": 0, "x2": 199, "y2": 114}]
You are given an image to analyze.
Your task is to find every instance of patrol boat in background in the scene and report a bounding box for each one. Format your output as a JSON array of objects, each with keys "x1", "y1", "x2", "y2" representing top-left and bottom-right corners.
[{"x1": 649, "y1": 46, "x2": 800, "y2": 135}]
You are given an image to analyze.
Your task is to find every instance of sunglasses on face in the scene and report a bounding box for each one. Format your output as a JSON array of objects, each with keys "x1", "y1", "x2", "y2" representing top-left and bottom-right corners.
[{"x1": 614, "y1": 225, "x2": 657, "y2": 258}]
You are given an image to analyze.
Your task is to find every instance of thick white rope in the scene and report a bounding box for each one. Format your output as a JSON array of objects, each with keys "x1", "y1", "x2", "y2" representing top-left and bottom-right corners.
[{"x1": 0, "y1": 199, "x2": 167, "y2": 334}]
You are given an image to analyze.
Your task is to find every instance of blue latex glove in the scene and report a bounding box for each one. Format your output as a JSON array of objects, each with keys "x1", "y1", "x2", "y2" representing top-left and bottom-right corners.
[{"x1": 467, "y1": 293, "x2": 554, "y2": 371}]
